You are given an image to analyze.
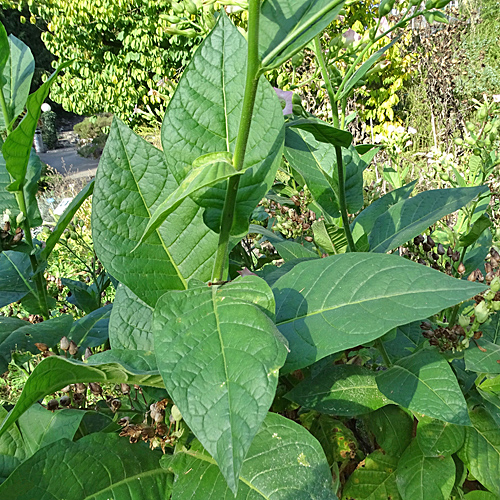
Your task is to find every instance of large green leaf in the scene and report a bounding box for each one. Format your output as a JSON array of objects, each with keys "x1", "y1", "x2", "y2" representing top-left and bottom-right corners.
[
  {"x1": 286, "y1": 118, "x2": 352, "y2": 148},
  {"x1": 285, "y1": 364, "x2": 390, "y2": 416},
  {"x1": 376, "y1": 349, "x2": 470, "y2": 426},
  {"x1": 342, "y1": 450, "x2": 401, "y2": 500},
  {"x1": 0, "y1": 314, "x2": 73, "y2": 375},
  {"x1": 161, "y1": 14, "x2": 284, "y2": 237},
  {"x1": 163, "y1": 412, "x2": 336, "y2": 499},
  {"x1": 0, "y1": 354, "x2": 163, "y2": 439},
  {"x1": 109, "y1": 283, "x2": 154, "y2": 350},
  {"x1": 416, "y1": 416, "x2": 465, "y2": 457},
  {"x1": 365, "y1": 405, "x2": 413, "y2": 457},
  {"x1": 369, "y1": 186, "x2": 488, "y2": 253},
  {"x1": 0, "y1": 433, "x2": 171, "y2": 499},
  {"x1": 23, "y1": 150, "x2": 42, "y2": 227},
  {"x1": 396, "y1": 441, "x2": 455, "y2": 500},
  {"x1": 0, "y1": 251, "x2": 31, "y2": 308},
  {"x1": 382, "y1": 321, "x2": 426, "y2": 363},
  {"x1": 17, "y1": 404, "x2": 84, "y2": 459},
  {"x1": 3, "y1": 62, "x2": 70, "y2": 192},
  {"x1": 0, "y1": 407, "x2": 25, "y2": 483},
  {"x1": 465, "y1": 339, "x2": 500, "y2": 374},
  {"x1": 153, "y1": 276, "x2": 288, "y2": 493},
  {"x1": 0, "y1": 151, "x2": 18, "y2": 219},
  {"x1": 457, "y1": 405, "x2": 500, "y2": 496},
  {"x1": 272, "y1": 253, "x2": 485, "y2": 372},
  {"x1": 92, "y1": 118, "x2": 217, "y2": 306},
  {"x1": 0, "y1": 35, "x2": 34, "y2": 131},
  {"x1": 259, "y1": 0, "x2": 345, "y2": 70}
]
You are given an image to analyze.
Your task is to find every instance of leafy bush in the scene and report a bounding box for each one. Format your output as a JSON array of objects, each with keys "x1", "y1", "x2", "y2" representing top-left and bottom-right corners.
[{"x1": 40, "y1": 110, "x2": 57, "y2": 149}]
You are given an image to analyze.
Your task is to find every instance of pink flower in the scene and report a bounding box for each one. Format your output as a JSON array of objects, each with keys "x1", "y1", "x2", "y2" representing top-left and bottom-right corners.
[
  {"x1": 343, "y1": 28, "x2": 361, "y2": 45},
  {"x1": 376, "y1": 17, "x2": 390, "y2": 37},
  {"x1": 274, "y1": 87, "x2": 293, "y2": 115}
]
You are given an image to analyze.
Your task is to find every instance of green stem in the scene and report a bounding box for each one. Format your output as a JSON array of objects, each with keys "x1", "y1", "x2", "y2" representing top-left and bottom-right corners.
[
  {"x1": 212, "y1": 0, "x2": 261, "y2": 282},
  {"x1": 375, "y1": 339, "x2": 392, "y2": 368},
  {"x1": 448, "y1": 304, "x2": 460, "y2": 329},
  {"x1": 313, "y1": 35, "x2": 339, "y2": 127},
  {"x1": 336, "y1": 145, "x2": 356, "y2": 252},
  {"x1": 0, "y1": 87, "x2": 12, "y2": 134}
]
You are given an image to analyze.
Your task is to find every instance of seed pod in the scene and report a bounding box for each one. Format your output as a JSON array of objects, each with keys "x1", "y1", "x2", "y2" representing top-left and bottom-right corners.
[
  {"x1": 109, "y1": 398, "x2": 122, "y2": 412},
  {"x1": 431, "y1": 252, "x2": 439, "y2": 261},
  {"x1": 121, "y1": 383, "x2": 131, "y2": 395},
  {"x1": 467, "y1": 271, "x2": 476, "y2": 281},
  {"x1": 47, "y1": 399, "x2": 59, "y2": 411},
  {"x1": 184, "y1": 0, "x2": 198, "y2": 15},
  {"x1": 491, "y1": 248, "x2": 500, "y2": 261},
  {"x1": 485, "y1": 262, "x2": 493, "y2": 274},
  {"x1": 447, "y1": 246, "x2": 453, "y2": 258},
  {"x1": 118, "y1": 416, "x2": 131, "y2": 427},
  {"x1": 68, "y1": 341, "x2": 78, "y2": 356},
  {"x1": 304, "y1": 236, "x2": 313, "y2": 242},
  {"x1": 35, "y1": 342, "x2": 49, "y2": 353},
  {"x1": 61, "y1": 385, "x2": 72, "y2": 393},
  {"x1": 89, "y1": 382, "x2": 102, "y2": 396},
  {"x1": 437, "y1": 243, "x2": 445, "y2": 256},
  {"x1": 172, "y1": 1, "x2": 184, "y2": 14},
  {"x1": 423, "y1": 242, "x2": 432, "y2": 253},
  {"x1": 84, "y1": 347, "x2": 92, "y2": 360},
  {"x1": 475, "y1": 269, "x2": 485, "y2": 282},
  {"x1": 60, "y1": 336, "x2": 70, "y2": 352},
  {"x1": 426, "y1": 236, "x2": 435, "y2": 248},
  {"x1": 413, "y1": 236, "x2": 422, "y2": 246},
  {"x1": 75, "y1": 383, "x2": 87, "y2": 394},
  {"x1": 452, "y1": 251, "x2": 460, "y2": 262},
  {"x1": 458, "y1": 262, "x2": 466, "y2": 274},
  {"x1": 60, "y1": 395, "x2": 71, "y2": 407},
  {"x1": 417, "y1": 258, "x2": 426, "y2": 265}
]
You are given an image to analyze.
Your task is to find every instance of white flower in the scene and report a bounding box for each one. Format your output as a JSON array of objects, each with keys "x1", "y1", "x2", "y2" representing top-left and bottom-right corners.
[
  {"x1": 408, "y1": 126, "x2": 417, "y2": 135},
  {"x1": 387, "y1": 124, "x2": 396, "y2": 134},
  {"x1": 396, "y1": 125, "x2": 405, "y2": 134},
  {"x1": 41, "y1": 103, "x2": 51, "y2": 113},
  {"x1": 493, "y1": 95, "x2": 500, "y2": 103}
]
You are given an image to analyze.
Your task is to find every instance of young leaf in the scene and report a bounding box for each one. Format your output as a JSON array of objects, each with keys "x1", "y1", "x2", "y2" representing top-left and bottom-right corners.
[
  {"x1": 312, "y1": 220, "x2": 347, "y2": 254},
  {"x1": 153, "y1": 277, "x2": 288, "y2": 494},
  {"x1": 162, "y1": 412, "x2": 336, "y2": 499},
  {"x1": 260, "y1": 0, "x2": 346, "y2": 70},
  {"x1": 3, "y1": 62, "x2": 70, "y2": 192},
  {"x1": 41, "y1": 179, "x2": 94, "y2": 261},
  {"x1": 273, "y1": 253, "x2": 485, "y2": 372},
  {"x1": 376, "y1": 349, "x2": 470, "y2": 426},
  {"x1": 0, "y1": 434, "x2": 172, "y2": 499},
  {"x1": 0, "y1": 35, "x2": 34, "y2": 131},
  {"x1": 92, "y1": 118, "x2": 217, "y2": 307},
  {"x1": 396, "y1": 440, "x2": 455, "y2": 500},
  {"x1": 285, "y1": 364, "x2": 390, "y2": 416},
  {"x1": 0, "y1": 355, "x2": 163, "y2": 439},
  {"x1": 365, "y1": 405, "x2": 413, "y2": 457},
  {"x1": 416, "y1": 416, "x2": 465, "y2": 458},
  {"x1": 457, "y1": 405, "x2": 500, "y2": 496},
  {"x1": 161, "y1": 14, "x2": 284, "y2": 237},
  {"x1": 369, "y1": 186, "x2": 488, "y2": 253},
  {"x1": 342, "y1": 450, "x2": 400, "y2": 500},
  {"x1": 109, "y1": 284, "x2": 154, "y2": 351}
]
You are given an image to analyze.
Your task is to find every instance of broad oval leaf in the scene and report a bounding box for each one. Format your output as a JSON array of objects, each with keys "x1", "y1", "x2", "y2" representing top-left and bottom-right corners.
[
  {"x1": 260, "y1": 0, "x2": 346, "y2": 70},
  {"x1": 416, "y1": 416, "x2": 465, "y2": 457},
  {"x1": 457, "y1": 405, "x2": 500, "y2": 497},
  {"x1": 376, "y1": 349, "x2": 470, "y2": 426},
  {"x1": 342, "y1": 450, "x2": 400, "y2": 500},
  {"x1": 365, "y1": 405, "x2": 413, "y2": 457},
  {"x1": 396, "y1": 440, "x2": 455, "y2": 500},
  {"x1": 163, "y1": 412, "x2": 336, "y2": 499},
  {"x1": 465, "y1": 339, "x2": 500, "y2": 374},
  {"x1": 0, "y1": 433, "x2": 171, "y2": 499},
  {"x1": 0, "y1": 251, "x2": 32, "y2": 308},
  {"x1": 0, "y1": 354, "x2": 163, "y2": 440},
  {"x1": 161, "y1": 14, "x2": 284, "y2": 237},
  {"x1": 369, "y1": 186, "x2": 488, "y2": 253},
  {"x1": 153, "y1": 277, "x2": 288, "y2": 494},
  {"x1": 286, "y1": 364, "x2": 390, "y2": 416},
  {"x1": 272, "y1": 253, "x2": 485, "y2": 372},
  {"x1": 109, "y1": 283, "x2": 154, "y2": 350}
]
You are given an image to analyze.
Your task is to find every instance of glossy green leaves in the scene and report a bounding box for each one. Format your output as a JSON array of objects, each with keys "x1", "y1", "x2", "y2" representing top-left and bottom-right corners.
[
  {"x1": 163, "y1": 412, "x2": 336, "y2": 499},
  {"x1": 273, "y1": 253, "x2": 485, "y2": 372},
  {"x1": 153, "y1": 276, "x2": 288, "y2": 493}
]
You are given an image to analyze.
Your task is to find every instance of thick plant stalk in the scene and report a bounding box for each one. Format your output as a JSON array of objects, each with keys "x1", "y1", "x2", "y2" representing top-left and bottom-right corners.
[
  {"x1": 212, "y1": 0, "x2": 261, "y2": 282},
  {"x1": 336, "y1": 146, "x2": 356, "y2": 253}
]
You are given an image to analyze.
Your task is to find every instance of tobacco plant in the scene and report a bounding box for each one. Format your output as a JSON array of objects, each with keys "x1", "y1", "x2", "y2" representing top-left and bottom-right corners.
[{"x1": 0, "y1": 1, "x2": 500, "y2": 499}]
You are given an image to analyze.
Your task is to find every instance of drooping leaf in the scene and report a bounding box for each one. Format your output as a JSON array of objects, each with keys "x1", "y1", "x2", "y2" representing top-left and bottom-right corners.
[
  {"x1": 17, "y1": 405, "x2": 84, "y2": 459},
  {"x1": 259, "y1": 0, "x2": 346, "y2": 70},
  {"x1": 286, "y1": 118, "x2": 352, "y2": 148},
  {"x1": 161, "y1": 14, "x2": 284, "y2": 237},
  {"x1": 396, "y1": 440, "x2": 455, "y2": 500},
  {"x1": 68, "y1": 304, "x2": 111, "y2": 351},
  {"x1": 458, "y1": 214, "x2": 492, "y2": 247},
  {"x1": 285, "y1": 364, "x2": 390, "y2": 416},
  {"x1": 3, "y1": 62, "x2": 70, "y2": 192},
  {"x1": 342, "y1": 450, "x2": 401, "y2": 500},
  {"x1": 41, "y1": 180, "x2": 94, "y2": 261},
  {"x1": 272, "y1": 253, "x2": 485, "y2": 372},
  {"x1": 465, "y1": 339, "x2": 500, "y2": 374},
  {"x1": 162, "y1": 412, "x2": 336, "y2": 499},
  {"x1": 0, "y1": 315, "x2": 73, "y2": 375},
  {"x1": 0, "y1": 35, "x2": 34, "y2": 131},
  {"x1": 457, "y1": 405, "x2": 500, "y2": 497},
  {"x1": 153, "y1": 276, "x2": 288, "y2": 493},
  {"x1": 365, "y1": 405, "x2": 413, "y2": 457},
  {"x1": 88, "y1": 349, "x2": 159, "y2": 372},
  {"x1": 0, "y1": 251, "x2": 32, "y2": 308},
  {"x1": 109, "y1": 283, "x2": 154, "y2": 350},
  {"x1": 369, "y1": 186, "x2": 488, "y2": 253},
  {"x1": 416, "y1": 416, "x2": 465, "y2": 458},
  {"x1": 0, "y1": 355, "x2": 163, "y2": 439},
  {"x1": 376, "y1": 349, "x2": 470, "y2": 426},
  {"x1": 0, "y1": 433, "x2": 172, "y2": 499},
  {"x1": 92, "y1": 118, "x2": 215, "y2": 306},
  {"x1": 338, "y1": 36, "x2": 400, "y2": 101},
  {"x1": 61, "y1": 278, "x2": 100, "y2": 314}
]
